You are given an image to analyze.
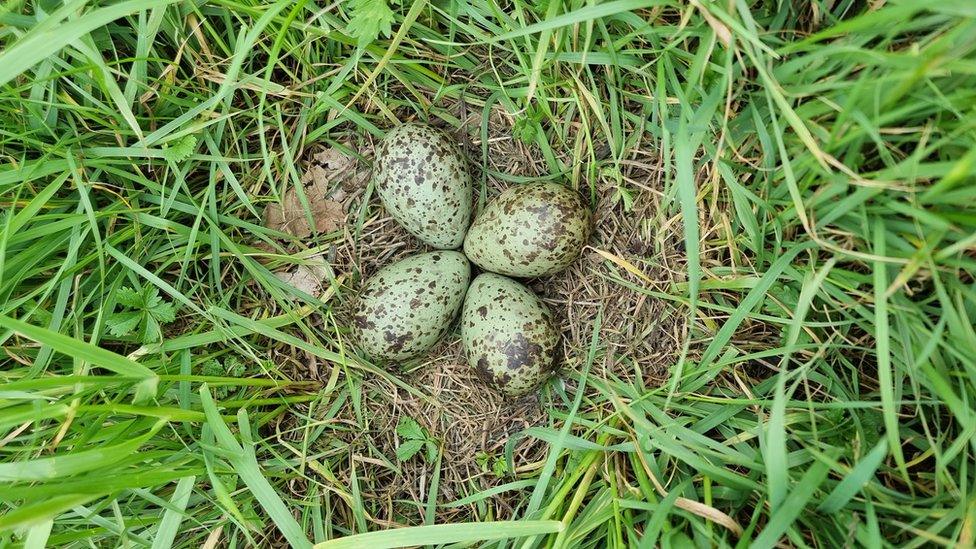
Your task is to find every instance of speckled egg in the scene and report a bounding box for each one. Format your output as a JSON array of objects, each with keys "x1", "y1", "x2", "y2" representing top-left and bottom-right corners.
[
  {"x1": 463, "y1": 182, "x2": 591, "y2": 277},
  {"x1": 372, "y1": 123, "x2": 473, "y2": 249},
  {"x1": 352, "y1": 251, "x2": 470, "y2": 362},
  {"x1": 461, "y1": 273, "x2": 558, "y2": 397}
]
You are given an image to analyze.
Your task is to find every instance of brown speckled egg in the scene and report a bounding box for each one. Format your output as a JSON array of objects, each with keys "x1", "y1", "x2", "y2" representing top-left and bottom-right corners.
[
  {"x1": 461, "y1": 273, "x2": 558, "y2": 397},
  {"x1": 352, "y1": 251, "x2": 470, "y2": 362},
  {"x1": 372, "y1": 123, "x2": 473, "y2": 249},
  {"x1": 463, "y1": 182, "x2": 591, "y2": 277}
]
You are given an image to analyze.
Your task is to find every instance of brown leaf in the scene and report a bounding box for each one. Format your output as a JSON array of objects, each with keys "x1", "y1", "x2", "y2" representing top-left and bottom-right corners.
[
  {"x1": 263, "y1": 146, "x2": 354, "y2": 237},
  {"x1": 275, "y1": 265, "x2": 329, "y2": 297},
  {"x1": 311, "y1": 147, "x2": 355, "y2": 174},
  {"x1": 275, "y1": 255, "x2": 331, "y2": 298},
  {"x1": 263, "y1": 195, "x2": 345, "y2": 238}
]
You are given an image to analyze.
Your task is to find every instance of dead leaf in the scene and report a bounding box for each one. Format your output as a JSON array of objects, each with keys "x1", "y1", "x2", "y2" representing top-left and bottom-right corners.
[
  {"x1": 275, "y1": 255, "x2": 331, "y2": 298},
  {"x1": 263, "y1": 146, "x2": 354, "y2": 238},
  {"x1": 311, "y1": 147, "x2": 355, "y2": 173},
  {"x1": 264, "y1": 196, "x2": 344, "y2": 238},
  {"x1": 252, "y1": 240, "x2": 278, "y2": 255},
  {"x1": 276, "y1": 266, "x2": 328, "y2": 297},
  {"x1": 202, "y1": 525, "x2": 223, "y2": 549}
]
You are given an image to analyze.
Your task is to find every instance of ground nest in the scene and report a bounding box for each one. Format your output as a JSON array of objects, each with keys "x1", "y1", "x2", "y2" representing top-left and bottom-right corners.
[{"x1": 267, "y1": 105, "x2": 686, "y2": 524}]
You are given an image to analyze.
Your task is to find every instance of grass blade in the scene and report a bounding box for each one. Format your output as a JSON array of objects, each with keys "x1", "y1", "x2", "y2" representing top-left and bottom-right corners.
[
  {"x1": 150, "y1": 476, "x2": 196, "y2": 549},
  {"x1": 0, "y1": 0, "x2": 178, "y2": 87},
  {"x1": 315, "y1": 521, "x2": 563, "y2": 549},
  {"x1": 0, "y1": 314, "x2": 158, "y2": 402},
  {"x1": 818, "y1": 440, "x2": 888, "y2": 514},
  {"x1": 872, "y1": 218, "x2": 909, "y2": 482},
  {"x1": 0, "y1": 495, "x2": 100, "y2": 531},
  {"x1": 199, "y1": 386, "x2": 312, "y2": 549},
  {"x1": 487, "y1": 0, "x2": 665, "y2": 42},
  {"x1": 751, "y1": 459, "x2": 831, "y2": 549}
]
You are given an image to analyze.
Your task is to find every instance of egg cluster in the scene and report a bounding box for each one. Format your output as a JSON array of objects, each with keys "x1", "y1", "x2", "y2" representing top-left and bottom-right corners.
[{"x1": 351, "y1": 123, "x2": 591, "y2": 397}]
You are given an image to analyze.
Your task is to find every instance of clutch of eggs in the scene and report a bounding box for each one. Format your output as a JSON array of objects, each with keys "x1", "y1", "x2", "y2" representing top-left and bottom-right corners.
[{"x1": 353, "y1": 123, "x2": 591, "y2": 397}]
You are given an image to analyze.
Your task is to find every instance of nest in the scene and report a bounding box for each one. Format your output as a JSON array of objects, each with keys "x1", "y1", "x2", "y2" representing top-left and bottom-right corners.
[{"x1": 265, "y1": 102, "x2": 684, "y2": 525}]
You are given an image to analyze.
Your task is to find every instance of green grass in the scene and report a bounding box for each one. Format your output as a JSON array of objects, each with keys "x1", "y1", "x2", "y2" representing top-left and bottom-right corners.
[{"x1": 2, "y1": 0, "x2": 976, "y2": 547}]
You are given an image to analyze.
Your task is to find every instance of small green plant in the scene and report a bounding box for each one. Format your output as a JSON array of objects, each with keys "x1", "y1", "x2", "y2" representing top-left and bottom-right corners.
[
  {"x1": 106, "y1": 286, "x2": 176, "y2": 344},
  {"x1": 475, "y1": 451, "x2": 509, "y2": 477},
  {"x1": 395, "y1": 417, "x2": 438, "y2": 462},
  {"x1": 601, "y1": 164, "x2": 634, "y2": 212},
  {"x1": 346, "y1": 0, "x2": 396, "y2": 46},
  {"x1": 513, "y1": 107, "x2": 543, "y2": 144},
  {"x1": 161, "y1": 134, "x2": 197, "y2": 163},
  {"x1": 201, "y1": 356, "x2": 248, "y2": 397}
]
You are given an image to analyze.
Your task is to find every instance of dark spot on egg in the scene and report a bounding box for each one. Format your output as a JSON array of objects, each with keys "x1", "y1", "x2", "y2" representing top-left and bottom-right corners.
[
  {"x1": 498, "y1": 332, "x2": 543, "y2": 371},
  {"x1": 474, "y1": 356, "x2": 492, "y2": 383},
  {"x1": 352, "y1": 314, "x2": 375, "y2": 331},
  {"x1": 383, "y1": 330, "x2": 410, "y2": 353}
]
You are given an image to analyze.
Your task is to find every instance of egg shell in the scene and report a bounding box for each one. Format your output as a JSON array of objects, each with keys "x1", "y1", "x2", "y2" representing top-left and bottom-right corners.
[
  {"x1": 372, "y1": 124, "x2": 472, "y2": 249},
  {"x1": 461, "y1": 273, "x2": 558, "y2": 397},
  {"x1": 352, "y1": 251, "x2": 470, "y2": 362},
  {"x1": 463, "y1": 182, "x2": 591, "y2": 277}
]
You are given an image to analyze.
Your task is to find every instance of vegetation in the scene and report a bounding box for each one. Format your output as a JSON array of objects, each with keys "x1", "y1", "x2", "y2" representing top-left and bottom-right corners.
[{"x1": 1, "y1": 0, "x2": 975, "y2": 547}]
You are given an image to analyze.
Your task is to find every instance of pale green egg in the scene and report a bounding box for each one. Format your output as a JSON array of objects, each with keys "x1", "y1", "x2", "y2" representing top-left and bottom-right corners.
[
  {"x1": 464, "y1": 182, "x2": 590, "y2": 277},
  {"x1": 373, "y1": 124, "x2": 472, "y2": 249},
  {"x1": 461, "y1": 273, "x2": 558, "y2": 397},
  {"x1": 352, "y1": 251, "x2": 470, "y2": 362}
]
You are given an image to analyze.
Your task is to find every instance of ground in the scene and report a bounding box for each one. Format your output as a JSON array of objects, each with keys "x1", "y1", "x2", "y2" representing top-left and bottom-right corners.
[{"x1": 1, "y1": 1, "x2": 975, "y2": 548}]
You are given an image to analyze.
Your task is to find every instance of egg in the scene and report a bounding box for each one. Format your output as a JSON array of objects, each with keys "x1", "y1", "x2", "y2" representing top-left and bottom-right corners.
[
  {"x1": 461, "y1": 273, "x2": 558, "y2": 397},
  {"x1": 352, "y1": 251, "x2": 470, "y2": 362},
  {"x1": 463, "y1": 182, "x2": 591, "y2": 277},
  {"x1": 372, "y1": 123, "x2": 473, "y2": 249}
]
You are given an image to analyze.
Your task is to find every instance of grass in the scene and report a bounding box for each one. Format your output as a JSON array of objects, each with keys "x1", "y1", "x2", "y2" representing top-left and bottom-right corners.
[{"x1": 2, "y1": 0, "x2": 976, "y2": 547}]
